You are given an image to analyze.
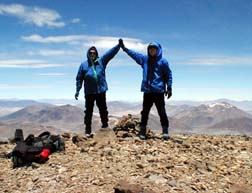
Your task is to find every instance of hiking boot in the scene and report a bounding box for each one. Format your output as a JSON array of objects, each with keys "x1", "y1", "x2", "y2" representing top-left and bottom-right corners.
[
  {"x1": 85, "y1": 126, "x2": 93, "y2": 138},
  {"x1": 139, "y1": 126, "x2": 146, "y2": 140},
  {"x1": 163, "y1": 133, "x2": 170, "y2": 140},
  {"x1": 85, "y1": 126, "x2": 91, "y2": 135},
  {"x1": 101, "y1": 123, "x2": 108, "y2": 128},
  {"x1": 85, "y1": 133, "x2": 94, "y2": 138},
  {"x1": 162, "y1": 126, "x2": 169, "y2": 140},
  {"x1": 139, "y1": 134, "x2": 146, "y2": 140}
]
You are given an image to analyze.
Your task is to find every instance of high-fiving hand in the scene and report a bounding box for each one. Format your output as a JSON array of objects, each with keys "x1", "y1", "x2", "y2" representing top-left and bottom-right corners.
[{"x1": 119, "y1": 39, "x2": 125, "y2": 50}]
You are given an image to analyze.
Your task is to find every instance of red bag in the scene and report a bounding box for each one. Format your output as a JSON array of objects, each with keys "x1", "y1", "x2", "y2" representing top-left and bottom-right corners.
[{"x1": 37, "y1": 148, "x2": 50, "y2": 162}]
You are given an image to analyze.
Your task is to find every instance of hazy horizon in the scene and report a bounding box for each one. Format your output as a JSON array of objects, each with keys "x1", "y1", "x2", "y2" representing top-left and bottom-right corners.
[{"x1": 1, "y1": 97, "x2": 252, "y2": 103}]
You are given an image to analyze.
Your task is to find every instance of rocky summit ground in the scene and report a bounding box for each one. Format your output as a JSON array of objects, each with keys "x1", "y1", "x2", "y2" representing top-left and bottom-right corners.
[{"x1": 0, "y1": 115, "x2": 252, "y2": 193}]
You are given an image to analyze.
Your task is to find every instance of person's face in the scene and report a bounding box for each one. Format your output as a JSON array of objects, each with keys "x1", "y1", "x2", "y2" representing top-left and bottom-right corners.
[
  {"x1": 148, "y1": 47, "x2": 158, "y2": 57},
  {"x1": 89, "y1": 50, "x2": 97, "y2": 61}
]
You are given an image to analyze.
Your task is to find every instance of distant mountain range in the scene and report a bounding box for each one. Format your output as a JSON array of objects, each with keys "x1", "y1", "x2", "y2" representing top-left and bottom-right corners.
[
  {"x1": 173, "y1": 102, "x2": 252, "y2": 127},
  {"x1": 0, "y1": 99, "x2": 53, "y2": 108},
  {"x1": 2, "y1": 98, "x2": 251, "y2": 110},
  {"x1": 1, "y1": 98, "x2": 252, "y2": 111},
  {"x1": 0, "y1": 104, "x2": 189, "y2": 139},
  {"x1": 209, "y1": 117, "x2": 252, "y2": 133},
  {"x1": 0, "y1": 99, "x2": 54, "y2": 117},
  {"x1": 0, "y1": 105, "x2": 94, "y2": 140},
  {"x1": 0, "y1": 100, "x2": 252, "y2": 140},
  {"x1": 0, "y1": 105, "x2": 87, "y2": 132},
  {"x1": 170, "y1": 98, "x2": 252, "y2": 111},
  {"x1": 1, "y1": 105, "x2": 83, "y2": 124}
]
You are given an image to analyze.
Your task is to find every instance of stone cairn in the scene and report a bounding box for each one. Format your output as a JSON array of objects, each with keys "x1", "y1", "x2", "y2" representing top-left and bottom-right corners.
[{"x1": 113, "y1": 114, "x2": 155, "y2": 139}]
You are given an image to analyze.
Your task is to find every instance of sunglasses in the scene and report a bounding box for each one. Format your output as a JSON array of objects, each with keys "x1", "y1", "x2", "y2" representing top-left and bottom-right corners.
[
  {"x1": 89, "y1": 51, "x2": 96, "y2": 55},
  {"x1": 148, "y1": 46, "x2": 157, "y2": 50}
]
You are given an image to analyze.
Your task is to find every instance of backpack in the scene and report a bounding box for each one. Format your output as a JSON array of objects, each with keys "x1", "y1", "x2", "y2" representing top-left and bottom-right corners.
[{"x1": 10, "y1": 130, "x2": 65, "y2": 168}]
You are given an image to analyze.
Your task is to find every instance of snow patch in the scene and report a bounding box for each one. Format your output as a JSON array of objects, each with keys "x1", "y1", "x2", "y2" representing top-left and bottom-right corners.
[{"x1": 208, "y1": 102, "x2": 233, "y2": 109}]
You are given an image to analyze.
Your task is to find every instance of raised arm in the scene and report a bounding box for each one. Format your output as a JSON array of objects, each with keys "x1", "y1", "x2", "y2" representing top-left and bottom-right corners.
[
  {"x1": 100, "y1": 44, "x2": 120, "y2": 66},
  {"x1": 119, "y1": 39, "x2": 146, "y2": 66}
]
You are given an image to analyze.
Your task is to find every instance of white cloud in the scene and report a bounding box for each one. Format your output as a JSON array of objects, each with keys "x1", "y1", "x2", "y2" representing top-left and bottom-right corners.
[
  {"x1": 0, "y1": 3, "x2": 65, "y2": 27},
  {"x1": 0, "y1": 83, "x2": 51, "y2": 89},
  {"x1": 0, "y1": 59, "x2": 63, "y2": 68},
  {"x1": 174, "y1": 55, "x2": 252, "y2": 66},
  {"x1": 22, "y1": 34, "x2": 85, "y2": 43},
  {"x1": 22, "y1": 34, "x2": 148, "y2": 51},
  {"x1": 71, "y1": 18, "x2": 80, "y2": 24},
  {"x1": 0, "y1": 59, "x2": 44, "y2": 64},
  {"x1": 36, "y1": 73, "x2": 65, "y2": 76},
  {"x1": 28, "y1": 49, "x2": 78, "y2": 56}
]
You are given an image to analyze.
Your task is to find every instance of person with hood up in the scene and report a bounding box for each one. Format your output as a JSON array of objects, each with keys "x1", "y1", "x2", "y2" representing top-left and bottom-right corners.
[
  {"x1": 119, "y1": 39, "x2": 172, "y2": 140},
  {"x1": 75, "y1": 42, "x2": 120, "y2": 137}
]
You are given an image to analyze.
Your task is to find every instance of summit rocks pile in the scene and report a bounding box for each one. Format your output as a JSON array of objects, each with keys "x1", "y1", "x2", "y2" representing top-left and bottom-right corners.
[
  {"x1": 113, "y1": 114, "x2": 156, "y2": 139},
  {"x1": 0, "y1": 115, "x2": 252, "y2": 193}
]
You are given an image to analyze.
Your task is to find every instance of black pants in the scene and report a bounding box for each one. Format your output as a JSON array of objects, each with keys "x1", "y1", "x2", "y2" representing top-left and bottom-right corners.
[
  {"x1": 140, "y1": 92, "x2": 169, "y2": 130},
  {"x1": 84, "y1": 92, "x2": 108, "y2": 133}
]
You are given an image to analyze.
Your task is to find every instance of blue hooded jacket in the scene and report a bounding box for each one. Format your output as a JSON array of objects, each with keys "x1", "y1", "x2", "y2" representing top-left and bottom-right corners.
[
  {"x1": 76, "y1": 44, "x2": 120, "y2": 95},
  {"x1": 124, "y1": 42, "x2": 172, "y2": 93}
]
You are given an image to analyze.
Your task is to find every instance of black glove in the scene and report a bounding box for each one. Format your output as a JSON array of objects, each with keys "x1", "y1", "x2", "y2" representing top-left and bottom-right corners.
[
  {"x1": 75, "y1": 92, "x2": 79, "y2": 100},
  {"x1": 165, "y1": 86, "x2": 172, "y2": 99},
  {"x1": 119, "y1": 39, "x2": 125, "y2": 50}
]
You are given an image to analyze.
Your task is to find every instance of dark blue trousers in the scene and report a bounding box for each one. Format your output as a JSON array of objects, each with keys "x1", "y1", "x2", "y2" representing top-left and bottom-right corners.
[
  {"x1": 140, "y1": 93, "x2": 169, "y2": 133},
  {"x1": 84, "y1": 92, "x2": 108, "y2": 133}
]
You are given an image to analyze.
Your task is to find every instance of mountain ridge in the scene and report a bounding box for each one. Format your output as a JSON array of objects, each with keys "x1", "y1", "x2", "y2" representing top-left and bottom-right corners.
[
  {"x1": 1, "y1": 98, "x2": 252, "y2": 111},
  {"x1": 0, "y1": 101, "x2": 252, "y2": 140}
]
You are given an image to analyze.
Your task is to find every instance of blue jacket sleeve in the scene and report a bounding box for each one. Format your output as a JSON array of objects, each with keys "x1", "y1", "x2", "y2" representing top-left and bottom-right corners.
[
  {"x1": 162, "y1": 59, "x2": 172, "y2": 88},
  {"x1": 123, "y1": 48, "x2": 146, "y2": 66},
  {"x1": 100, "y1": 44, "x2": 120, "y2": 66},
  {"x1": 76, "y1": 64, "x2": 84, "y2": 93}
]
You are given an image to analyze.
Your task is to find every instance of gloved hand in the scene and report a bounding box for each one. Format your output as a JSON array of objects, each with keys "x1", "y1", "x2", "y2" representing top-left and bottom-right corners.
[
  {"x1": 119, "y1": 39, "x2": 125, "y2": 50},
  {"x1": 75, "y1": 92, "x2": 79, "y2": 100},
  {"x1": 165, "y1": 86, "x2": 172, "y2": 99}
]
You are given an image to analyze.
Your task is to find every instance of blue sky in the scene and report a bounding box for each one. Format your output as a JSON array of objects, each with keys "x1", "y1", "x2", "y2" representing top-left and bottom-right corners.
[{"x1": 0, "y1": 0, "x2": 252, "y2": 101}]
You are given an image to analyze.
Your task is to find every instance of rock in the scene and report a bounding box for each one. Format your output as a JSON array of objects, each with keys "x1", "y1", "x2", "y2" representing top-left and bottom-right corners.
[
  {"x1": 148, "y1": 174, "x2": 168, "y2": 184},
  {"x1": 136, "y1": 163, "x2": 145, "y2": 169},
  {"x1": 72, "y1": 134, "x2": 86, "y2": 145},
  {"x1": 31, "y1": 162, "x2": 40, "y2": 169},
  {"x1": 58, "y1": 166, "x2": 67, "y2": 174},
  {"x1": 206, "y1": 161, "x2": 216, "y2": 172},
  {"x1": 113, "y1": 115, "x2": 155, "y2": 139},
  {"x1": 114, "y1": 179, "x2": 157, "y2": 193},
  {"x1": 230, "y1": 184, "x2": 252, "y2": 193},
  {"x1": 167, "y1": 180, "x2": 178, "y2": 187},
  {"x1": 80, "y1": 147, "x2": 89, "y2": 153},
  {"x1": 0, "y1": 141, "x2": 8, "y2": 145},
  {"x1": 61, "y1": 133, "x2": 71, "y2": 139},
  {"x1": 116, "y1": 131, "x2": 131, "y2": 138}
]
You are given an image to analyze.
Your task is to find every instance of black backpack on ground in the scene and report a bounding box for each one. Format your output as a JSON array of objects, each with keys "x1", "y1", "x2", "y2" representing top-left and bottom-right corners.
[{"x1": 10, "y1": 130, "x2": 65, "y2": 168}]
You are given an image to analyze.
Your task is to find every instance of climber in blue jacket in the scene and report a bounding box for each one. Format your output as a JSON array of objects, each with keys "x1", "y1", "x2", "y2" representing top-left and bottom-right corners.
[
  {"x1": 75, "y1": 43, "x2": 120, "y2": 137},
  {"x1": 119, "y1": 39, "x2": 172, "y2": 140}
]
